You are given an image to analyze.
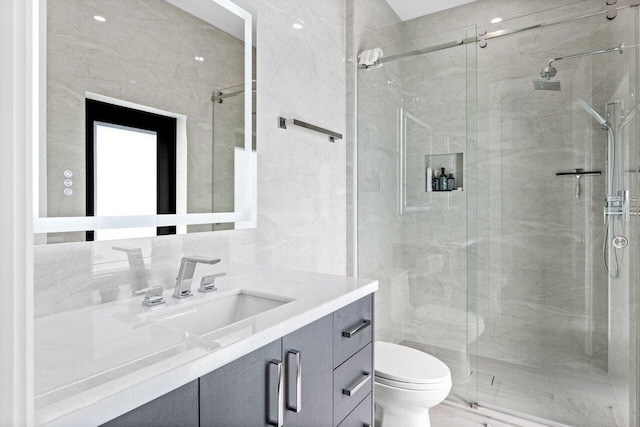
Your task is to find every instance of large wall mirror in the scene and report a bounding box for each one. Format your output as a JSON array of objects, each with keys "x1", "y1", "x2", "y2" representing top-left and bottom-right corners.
[{"x1": 35, "y1": 0, "x2": 257, "y2": 244}]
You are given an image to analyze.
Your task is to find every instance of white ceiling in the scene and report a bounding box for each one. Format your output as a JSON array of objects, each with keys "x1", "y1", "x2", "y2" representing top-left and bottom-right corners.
[{"x1": 384, "y1": 0, "x2": 478, "y2": 21}]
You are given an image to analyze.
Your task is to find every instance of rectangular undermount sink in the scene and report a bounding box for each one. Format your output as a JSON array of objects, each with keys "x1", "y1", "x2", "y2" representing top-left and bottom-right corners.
[{"x1": 151, "y1": 291, "x2": 293, "y2": 337}]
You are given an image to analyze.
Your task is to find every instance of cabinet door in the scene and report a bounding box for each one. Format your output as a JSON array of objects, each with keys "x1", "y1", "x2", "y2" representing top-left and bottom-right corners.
[
  {"x1": 200, "y1": 339, "x2": 282, "y2": 427},
  {"x1": 282, "y1": 315, "x2": 333, "y2": 427},
  {"x1": 101, "y1": 381, "x2": 198, "y2": 427}
]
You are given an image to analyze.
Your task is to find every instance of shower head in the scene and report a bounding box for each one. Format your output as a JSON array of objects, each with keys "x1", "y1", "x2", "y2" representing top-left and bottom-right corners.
[
  {"x1": 540, "y1": 64, "x2": 557, "y2": 80},
  {"x1": 534, "y1": 43, "x2": 626, "y2": 92},
  {"x1": 578, "y1": 98, "x2": 609, "y2": 128},
  {"x1": 533, "y1": 63, "x2": 560, "y2": 90},
  {"x1": 533, "y1": 79, "x2": 561, "y2": 91}
]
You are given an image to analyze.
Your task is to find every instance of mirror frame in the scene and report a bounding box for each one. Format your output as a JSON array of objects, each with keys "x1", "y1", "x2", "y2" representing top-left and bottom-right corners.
[{"x1": 33, "y1": 0, "x2": 256, "y2": 235}]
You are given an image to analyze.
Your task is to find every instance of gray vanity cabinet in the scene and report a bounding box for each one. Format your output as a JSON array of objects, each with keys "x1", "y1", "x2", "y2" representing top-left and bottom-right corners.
[
  {"x1": 100, "y1": 295, "x2": 373, "y2": 427},
  {"x1": 282, "y1": 314, "x2": 333, "y2": 427},
  {"x1": 199, "y1": 339, "x2": 281, "y2": 427},
  {"x1": 199, "y1": 315, "x2": 334, "y2": 427},
  {"x1": 101, "y1": 381, "x2": 198, "y2": 427}
]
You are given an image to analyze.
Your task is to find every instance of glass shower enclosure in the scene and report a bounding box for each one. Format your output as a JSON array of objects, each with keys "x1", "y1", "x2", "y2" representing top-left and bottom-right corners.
[{"x1": 357, "y1": 1, "x2": 639, "y2": 425}]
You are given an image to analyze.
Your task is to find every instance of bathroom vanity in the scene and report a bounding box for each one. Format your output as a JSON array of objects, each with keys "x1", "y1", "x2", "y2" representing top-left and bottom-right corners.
[{"x1": 35, "y1": 269, "x2": 377, "y2": 426}]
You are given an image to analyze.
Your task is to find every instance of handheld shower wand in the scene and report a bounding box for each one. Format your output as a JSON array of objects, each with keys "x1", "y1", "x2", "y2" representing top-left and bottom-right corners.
[{"x1": 578, "y1": 98, "x2": 610, "y2": 129}]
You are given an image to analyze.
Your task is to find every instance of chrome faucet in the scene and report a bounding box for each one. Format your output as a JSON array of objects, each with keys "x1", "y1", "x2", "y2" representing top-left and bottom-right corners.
[{"x1": 173, "y1": 256, "x2": 221, "y2": 299}]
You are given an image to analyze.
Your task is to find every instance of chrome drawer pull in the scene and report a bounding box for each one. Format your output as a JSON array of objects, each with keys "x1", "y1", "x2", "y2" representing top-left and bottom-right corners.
[
  {"x1": 268, "y1": 359, "x2": 284, "y2": 427},
  {"x1": 287, "y1": 350, "x2": 302, "y2": 413},
  {"x1": 342, "y1": 319, "x2": 371, "y2": 338},
  {"x1": 342, "y1": 372, "x2": 371, "y2": 396}
]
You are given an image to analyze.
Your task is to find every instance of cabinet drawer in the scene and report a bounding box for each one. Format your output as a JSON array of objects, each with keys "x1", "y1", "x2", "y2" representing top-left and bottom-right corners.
[
  {"x1": 334, "y1": 295, "x2": 373, "y2": 368},
  {"x1": 333, "y1": 343, "x2": 373, "y2": 425},
  {"x1": 337, "y1": 393, "x2": 372, "y2": 427}
]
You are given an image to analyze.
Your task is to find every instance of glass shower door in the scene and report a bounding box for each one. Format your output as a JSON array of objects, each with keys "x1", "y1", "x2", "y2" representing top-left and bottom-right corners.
[
  {"x1": 357, "y1": 24, "x2": 479, "y2": 407},
  {"x1": 469, "y1": 3, "x2": 638, "y2": 425},
  {"x1": 357, "y1": 2, "x2": 638, "y2": 425}
]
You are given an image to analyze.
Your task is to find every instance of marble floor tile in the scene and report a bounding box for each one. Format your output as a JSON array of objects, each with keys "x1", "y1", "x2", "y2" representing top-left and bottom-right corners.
[
  {"x1": 431, "y1": 400, "x2": 551, "y2": 427},
  {"x1": 403, "y1": 340, "x2": 624, "y2": 427}
]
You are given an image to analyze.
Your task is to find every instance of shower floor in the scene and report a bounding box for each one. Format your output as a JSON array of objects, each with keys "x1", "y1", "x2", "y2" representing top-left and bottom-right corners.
[{"x1": 402, "y1": 340, "x2": 624, "y2": 427}]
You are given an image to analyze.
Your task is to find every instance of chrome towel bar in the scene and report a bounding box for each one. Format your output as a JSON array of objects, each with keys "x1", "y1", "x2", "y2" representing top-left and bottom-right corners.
[{"x1": 278, "y1": 117, "x2": 342, "y2": 142}]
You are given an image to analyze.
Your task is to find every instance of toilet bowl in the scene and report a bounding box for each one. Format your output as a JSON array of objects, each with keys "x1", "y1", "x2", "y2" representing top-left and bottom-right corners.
[{"x1": 374, "y1": 341, "x2": 452, "y2": 427}]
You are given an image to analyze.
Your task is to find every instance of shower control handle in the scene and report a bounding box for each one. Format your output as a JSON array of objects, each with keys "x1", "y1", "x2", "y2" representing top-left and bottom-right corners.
[{"x1": 604, "y1": 190, "x2": 631, "y2": 221}]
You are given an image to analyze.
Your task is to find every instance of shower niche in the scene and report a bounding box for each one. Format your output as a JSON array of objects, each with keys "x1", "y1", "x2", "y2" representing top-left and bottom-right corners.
[
  {"x1": 399, "y1": 109, "x2": 464, "y2": 212},
  {"x1": 425, "y1": 153, "x2": 463, "y2": 192}
]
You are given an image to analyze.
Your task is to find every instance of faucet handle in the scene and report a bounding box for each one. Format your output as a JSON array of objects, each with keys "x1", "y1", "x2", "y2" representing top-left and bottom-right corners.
[
  {"x1": 198, "y1": 273, "x2": 227, "y2": 293},
  {"x1": 182, "y1": 256, "x2": 221, "y2": 265},
  {"x1": 134, "y1": 285, "x2": 165, "y2": 307}
]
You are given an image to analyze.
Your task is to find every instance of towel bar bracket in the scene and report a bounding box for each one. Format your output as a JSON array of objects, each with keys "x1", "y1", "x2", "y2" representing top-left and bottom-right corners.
[{"x1": 278, "y1": 117, "x2": 342, "y2": 142}]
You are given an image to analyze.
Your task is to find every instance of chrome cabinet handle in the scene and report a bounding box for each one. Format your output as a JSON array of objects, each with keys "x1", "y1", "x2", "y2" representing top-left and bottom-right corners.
[
  {"x1": 342, "y1": 319, "x2": 371, "y2": 338},
  {"x1": 286, "y1": 350, "x2": 302, "y2": 413},
  {"x1": 342, "y1": 372, "x2": 371, "y2": 396},
  {"x1": 268, "y1": 359, "x2": 284, "y2": 426}
]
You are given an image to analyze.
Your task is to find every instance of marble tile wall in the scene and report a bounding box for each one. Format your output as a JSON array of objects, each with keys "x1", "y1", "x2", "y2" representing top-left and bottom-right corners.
[
  {"x1": 395, "y1": 27, "x2": 470, "y2": 352},
  {"x1": 472, "y1": 8, "x2": 613, "y2": 376},
  {"x1": 348, "y1": 0, "x2": 404, "y2": 344},
  {"x1": 35, "y1": 0, "x2": 347, "y2": 317}
]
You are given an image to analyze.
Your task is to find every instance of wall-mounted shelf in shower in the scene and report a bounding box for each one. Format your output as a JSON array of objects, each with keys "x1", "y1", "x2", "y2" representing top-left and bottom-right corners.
[{"x1": 425, "y1": 153, "x2": 463, "y2": 192}]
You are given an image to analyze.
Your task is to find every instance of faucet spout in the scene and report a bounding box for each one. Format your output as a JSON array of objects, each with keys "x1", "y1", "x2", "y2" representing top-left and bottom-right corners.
[{"x1": 173, "y1": 256, "x2": 221, "y2": 299}]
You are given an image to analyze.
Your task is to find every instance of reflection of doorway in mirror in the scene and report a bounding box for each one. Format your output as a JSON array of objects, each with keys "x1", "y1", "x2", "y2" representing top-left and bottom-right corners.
[
  {"x1": 94, "y1": 124, "x2": 157, "y2": 241},
  {"x1": 85, "y1": 99, "x2": 178, "y2": 241}
]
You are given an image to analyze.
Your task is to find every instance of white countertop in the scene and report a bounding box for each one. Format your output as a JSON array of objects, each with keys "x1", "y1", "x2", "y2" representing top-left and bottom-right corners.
[{"x1": 35, "y1": 268, "x2": 377, "y2": 426}]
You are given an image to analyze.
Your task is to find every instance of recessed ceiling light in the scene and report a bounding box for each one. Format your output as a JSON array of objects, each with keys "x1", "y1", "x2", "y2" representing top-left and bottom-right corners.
[
  {"x1": 195, "y1": 56, "x2": 204, "y2": 62},
  {"x1": 93, "y1": 15, "x2": 106, "y2": 22},
  {"x1": 293, "y1": 23, "x2": 303, "y2": 29},
  {"x1": 491, "y1": 17, "x2": 502, "y2": 24}
]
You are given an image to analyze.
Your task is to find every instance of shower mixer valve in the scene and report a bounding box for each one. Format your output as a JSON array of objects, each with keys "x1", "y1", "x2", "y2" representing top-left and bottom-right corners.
[{"x1": 604, "y1": 190, "x2": 630, "y2": 222}]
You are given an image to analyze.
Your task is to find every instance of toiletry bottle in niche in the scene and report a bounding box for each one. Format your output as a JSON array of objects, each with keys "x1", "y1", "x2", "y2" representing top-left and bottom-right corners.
[
  {"x1": 426, "y1": 167, "x2": 433, "y2": 192},
  {"x1": 439, "y1": 168, "x2": 447, "y2": 191},
  {"x1": 433, "y1": 171, "x2": 439, "y2": 191},
  {"x1": 447, "y1": 173, "x2": 455, "y2": 191}
]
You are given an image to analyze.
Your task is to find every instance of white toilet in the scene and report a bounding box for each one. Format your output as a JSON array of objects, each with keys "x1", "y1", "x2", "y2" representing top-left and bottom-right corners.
[{"x1": 374, "y1": 341, "x2": 452, "y2": 427}]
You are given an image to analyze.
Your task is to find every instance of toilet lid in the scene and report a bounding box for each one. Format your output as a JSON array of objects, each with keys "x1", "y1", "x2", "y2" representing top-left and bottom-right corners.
[{"x1": 375, "y1": 341, "x2": 451, "y2": 384}]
